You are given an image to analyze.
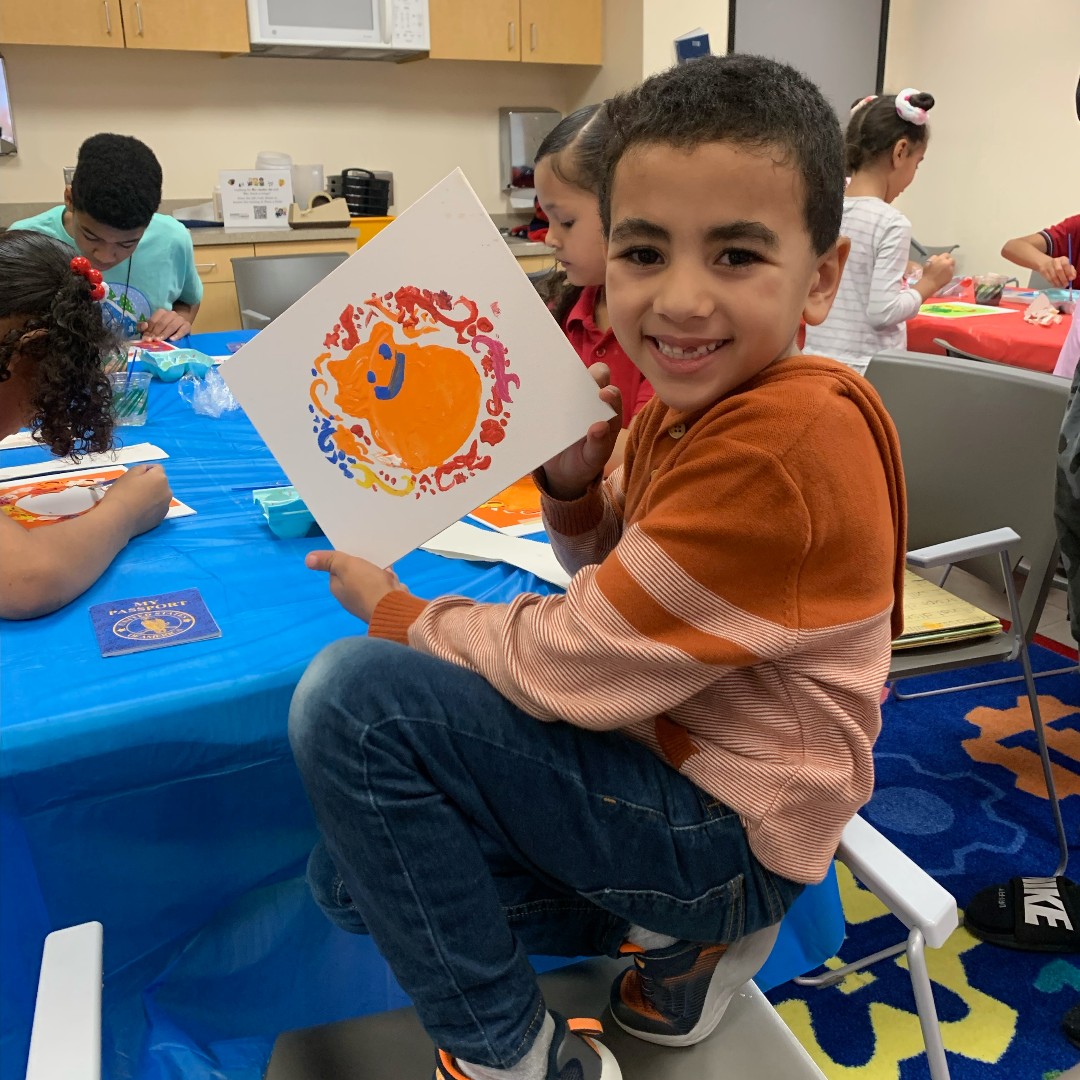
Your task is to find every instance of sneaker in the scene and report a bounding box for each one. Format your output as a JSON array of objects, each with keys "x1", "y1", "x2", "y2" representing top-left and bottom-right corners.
[
  {"x1": 609, "y1": 923, "x2": 780, "y2": 1047},
  {"x1": 434, "y1": 1013, "x2": 621, "y2": 1080}
]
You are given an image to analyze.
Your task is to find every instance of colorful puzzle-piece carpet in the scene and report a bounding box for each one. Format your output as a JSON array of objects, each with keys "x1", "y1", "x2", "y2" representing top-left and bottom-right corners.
[{"x1": 767, "y1": 640, "x2": 1080, "y2": 1079}]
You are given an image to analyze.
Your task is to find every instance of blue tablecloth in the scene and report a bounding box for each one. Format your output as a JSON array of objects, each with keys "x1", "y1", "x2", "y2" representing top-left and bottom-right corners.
[{"x1": 0, "y1": 331, "x2": 843, "y2": 1080}]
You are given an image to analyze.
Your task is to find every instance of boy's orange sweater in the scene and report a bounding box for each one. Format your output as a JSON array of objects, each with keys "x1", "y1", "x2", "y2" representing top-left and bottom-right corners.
[{"x1": 371, "y1": 355, "x2": 906, "y2": 884}]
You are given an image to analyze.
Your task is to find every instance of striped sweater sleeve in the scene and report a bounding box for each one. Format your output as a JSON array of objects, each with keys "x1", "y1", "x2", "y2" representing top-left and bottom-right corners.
[
  {"x1": 371, "y1": 431, "x2": 822, "y2": 729},
  {"x1": 865, "y1": 212, "x2": 921, "y2": 330}
]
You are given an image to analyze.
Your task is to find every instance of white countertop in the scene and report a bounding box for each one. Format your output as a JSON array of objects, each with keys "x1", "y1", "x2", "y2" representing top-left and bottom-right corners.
[{"x1": 189, "y1": 226, "x2": 356, "y2": 246}]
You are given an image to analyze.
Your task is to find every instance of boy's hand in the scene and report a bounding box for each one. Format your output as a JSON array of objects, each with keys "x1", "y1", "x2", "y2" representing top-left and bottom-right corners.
[
  {"x1": 1036, "y1": 254, "x2": 1077, "y2": 289},
  {"x1": 140, "y1": 308, "x2": 191, "y2": 341},
  {"x1": 306, "y1": 550, "x2": 406, "y2": 622},
  {"x1": 539, "y1": 364, "x2": 622, "y2": 501}
]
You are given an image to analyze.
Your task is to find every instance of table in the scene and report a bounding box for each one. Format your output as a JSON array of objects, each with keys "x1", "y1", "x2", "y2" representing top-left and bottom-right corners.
[
  {"x1": 907, "y1": 300, "x2": 1072, "y2": 374},
  {"x1": 0, "y1": 331, "x2": 843, "y2": 1080}
]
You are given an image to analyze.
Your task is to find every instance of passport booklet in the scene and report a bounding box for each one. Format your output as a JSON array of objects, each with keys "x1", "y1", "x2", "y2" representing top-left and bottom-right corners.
[{"x1": 90, "y1": 588, "x2": 221, "y2": 657}]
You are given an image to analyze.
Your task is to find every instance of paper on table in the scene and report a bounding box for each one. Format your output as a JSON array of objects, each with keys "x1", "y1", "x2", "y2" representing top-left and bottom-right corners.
[
  {"x1": 0, "y1": 431, "x2": 37, "y2": 450},
  {"x1": 0, "y1": 443, "x2": 168, "y2": 483},
  {"x1": 421, "y1": 521, "x2": 570, "y2": 589},
  {"x1": 917, "y1": 301, "x2": 1016, "y2": 319},
  {"x1": 467, "y1": 475, "x2": 544, "y2": 536},
  {"x1": 221, "y1": 168, "x2": 613, "y2": 568},
  {"x1": 0, "y1": 464, "x2": 194, "y2": 528}
]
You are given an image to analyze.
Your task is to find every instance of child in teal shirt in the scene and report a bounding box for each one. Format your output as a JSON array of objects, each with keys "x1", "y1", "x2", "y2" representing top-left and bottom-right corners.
[{"x1": 10, "y1": 133, "x2": 202, "y2": 340}]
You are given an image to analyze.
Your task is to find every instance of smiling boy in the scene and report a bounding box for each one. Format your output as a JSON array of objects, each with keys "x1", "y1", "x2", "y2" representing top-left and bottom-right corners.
[
  {"x1": 10, "y1": 133, "x2": 202, "y2": 340},
  {"x1": 289, "y1": 54, "x2": 907, "y2": 1080}
]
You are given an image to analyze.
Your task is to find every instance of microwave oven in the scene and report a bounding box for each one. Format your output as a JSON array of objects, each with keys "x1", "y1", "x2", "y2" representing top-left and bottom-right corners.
[{"x1": 246, "y1": 0, "x2": 429, "y2": 61}]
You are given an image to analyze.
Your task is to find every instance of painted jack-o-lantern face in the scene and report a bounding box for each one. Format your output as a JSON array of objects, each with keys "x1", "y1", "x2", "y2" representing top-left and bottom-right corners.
[{"x1": 310, "y1": 286, "x2": 520, "y2": 499}]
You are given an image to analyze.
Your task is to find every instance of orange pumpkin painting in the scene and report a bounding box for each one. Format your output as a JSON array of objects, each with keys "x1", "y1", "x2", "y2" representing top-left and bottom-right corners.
[{"x1": 310, "y1": 286, "x2": 520, "y2": 499}]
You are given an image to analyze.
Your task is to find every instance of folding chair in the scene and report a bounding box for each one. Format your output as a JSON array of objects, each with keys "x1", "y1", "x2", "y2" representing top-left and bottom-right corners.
[
  {"x1": 931, "y1": 337, "x2": 998, "y2": 365},
  {"x1": 232, "y1": 252, "x2": 351, "y2": 330},
  {"x1": 865, "y1": 350, "x2": 1071, "y2": 877},
  {"x1": 796, "y1": 816, "x2": 958, "y2": 1080},
  {"x1": 1028, "y1": 270, "x2": 1055, "y2": 291},
  {"x1": 25, "y1": 922, "x2": 103, "y2": 1080},
  {"x1": 910, "y1": 239, "x2": 959, "y2": 262}
]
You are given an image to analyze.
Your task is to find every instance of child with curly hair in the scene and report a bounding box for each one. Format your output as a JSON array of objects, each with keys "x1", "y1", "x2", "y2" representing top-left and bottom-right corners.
[{"x1": 0, "y1": 230, "x2": 173, "y2": 619}]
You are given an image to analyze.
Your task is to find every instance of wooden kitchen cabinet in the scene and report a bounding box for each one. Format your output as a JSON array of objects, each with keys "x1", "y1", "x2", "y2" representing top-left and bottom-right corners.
[
  {"x1": 191, "y1": 238, "x2": 359, "y2": 333},
  {"x1": 118, "y1": 0, "x2": 250, "y2": 53},
  {"x1": 0, "y1": 0, "x2": 124, "y2": 48},
  {"x1": 428, "y1": 0, "x2": 519, "y2": 61},
  {"x1": 515, "y1": 253, "x2": 555, "y2": 274},
  {"x1": 520, "y1": 0, "x2": 601, "y2": 65},
  {"x1": 191, "y1": 242, "x2": 252, "y2": 334},
  {"x1": 428, "y1": 0, "x2": 600, "y2": 64},
  {"x1": 252, "y1": 239, "x2": 358, "y2": 258},
  {"x1": 0, "y1": 0, "x2": 249, "y2": 52},
  {"x1": 197, "y1": 282, "x2": 243, "y2": 334}
]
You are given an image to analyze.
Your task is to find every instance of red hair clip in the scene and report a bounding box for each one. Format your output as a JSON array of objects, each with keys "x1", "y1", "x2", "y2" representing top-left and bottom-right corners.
[{"x1": 70, "y1": 256, "x2": 108, "y2": 301}]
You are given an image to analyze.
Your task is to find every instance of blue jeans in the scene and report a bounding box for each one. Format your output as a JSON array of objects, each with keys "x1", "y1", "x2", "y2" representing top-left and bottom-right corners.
[{"x1": 289, "y1": 637, "x2": 803, "y2": 1068}]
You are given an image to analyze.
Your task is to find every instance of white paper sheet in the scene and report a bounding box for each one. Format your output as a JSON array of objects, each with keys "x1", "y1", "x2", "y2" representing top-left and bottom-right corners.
[
  {"x1": 221, "y1": 168, "x2": 613, "y2": 568},
  {"x1": 0, "y1": 443, "x2": 168, "y2": 483},
  {"x1": 421, "y1": 522, "x2": 570, "y2": 589},
  {"x1": 0, "y1": 464, "x2": 194, "y2": 521},
  {"x1": 0, "y1": 431, "x2": 37, "y2": 450}
]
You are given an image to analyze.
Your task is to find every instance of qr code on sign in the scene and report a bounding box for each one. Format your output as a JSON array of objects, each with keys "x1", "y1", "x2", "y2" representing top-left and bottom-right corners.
[{"x1": 254, "y1": 205, "x2": 268, "y2": 221}]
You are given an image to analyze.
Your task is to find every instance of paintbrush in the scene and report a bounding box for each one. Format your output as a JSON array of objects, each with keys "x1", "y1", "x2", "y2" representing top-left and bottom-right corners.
[{"x1": 229, "y1": 481, "x2": 293, "y2": 492}]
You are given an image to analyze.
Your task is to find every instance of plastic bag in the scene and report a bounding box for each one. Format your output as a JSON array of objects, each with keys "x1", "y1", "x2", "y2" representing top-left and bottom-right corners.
[{"x1": 178, "y1": 368, "x2": 240, "y2": 417}]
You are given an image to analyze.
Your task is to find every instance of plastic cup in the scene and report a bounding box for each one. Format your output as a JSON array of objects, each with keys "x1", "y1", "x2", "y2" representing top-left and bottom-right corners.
[
  {"x1": 973, "y1": 273, "x2": 1013, "y2": 306},
  {"x1": 109, "y1": 371, "x2": 152, "y2": 427}
]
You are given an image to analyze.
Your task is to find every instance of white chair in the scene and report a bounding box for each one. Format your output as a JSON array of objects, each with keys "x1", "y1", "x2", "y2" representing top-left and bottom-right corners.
[
  {"x1": 25, "y1": 922, "x2": 103, "y2": 1080},
  {"x1": 865, "y1": 350, "x2": 1071, "y2": 879},
  {"x1": 265, "y1": 816, "x2": 955, "y2": 1080},
  {"x1": 231, "y1": 252, "x2": 351, "y2": 330},
  {"x1": 797, "y1": 816, "x2": 958, "y2": 1080}
]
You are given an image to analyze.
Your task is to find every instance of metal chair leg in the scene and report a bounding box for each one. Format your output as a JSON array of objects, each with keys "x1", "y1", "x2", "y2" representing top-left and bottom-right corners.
[
  {"x1": 794, "y1": 931, "x2": 951, "y2": 1080},
  {"x1": 793, "y1": 941, "x2": 907, "y2": 988},
  {"x1": 891, "y1": 662, "x2": 1078, "y2": 701},
  {"x1": 906, "y1": 929, "x2": 951, "y2": 1080},
  {"x1": 897, "y1": 553, "x2": 1071, "y2": 877}
]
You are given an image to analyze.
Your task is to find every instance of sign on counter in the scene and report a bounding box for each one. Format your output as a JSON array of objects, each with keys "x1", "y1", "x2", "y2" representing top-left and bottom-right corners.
[{"x1": 218, "y1": 169, "x2": 293, "y2": 229}]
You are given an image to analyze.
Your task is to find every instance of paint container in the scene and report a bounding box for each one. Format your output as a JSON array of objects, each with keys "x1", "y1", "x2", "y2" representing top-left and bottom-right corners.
[
  {"x1": 138, "y1": 349, "x2": 213, "y2": 382},
  {"x1": 252, "y1": 486, "x2": 322, "y2": 539},
  {"x1": 109, "y1": 372, "x2": 152, "y2": 426}
]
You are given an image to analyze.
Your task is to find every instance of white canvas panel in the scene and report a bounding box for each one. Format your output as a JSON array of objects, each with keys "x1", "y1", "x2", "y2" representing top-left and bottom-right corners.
[{"x1": 222, "y1": 169, "x2": 613, "y2": 567}]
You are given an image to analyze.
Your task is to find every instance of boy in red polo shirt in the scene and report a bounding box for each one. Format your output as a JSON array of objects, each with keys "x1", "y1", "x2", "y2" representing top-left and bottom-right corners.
[{"x1": 1002, "y1": 214, "x2": 1079, "y2": 288}]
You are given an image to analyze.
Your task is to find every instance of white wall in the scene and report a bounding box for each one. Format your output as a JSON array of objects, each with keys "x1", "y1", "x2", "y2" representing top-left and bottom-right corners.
[
  {"x1": 0, "y1": 45, "x2": 585, "y2": 213},
  {"x1": 885, "y1": 0, "x2": 1080, "y2": 276},
  {"x1": 2, "y1": 0, "x2": 1077, "y2": 272},
  {"x1": 641, "y1": 0, "x2": 727, "y2": 79}
]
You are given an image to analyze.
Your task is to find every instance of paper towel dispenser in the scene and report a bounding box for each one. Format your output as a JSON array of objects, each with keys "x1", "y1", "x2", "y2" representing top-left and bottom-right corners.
[{"x1": 499, "y1": 107, "x2": 560, "y2": 208}]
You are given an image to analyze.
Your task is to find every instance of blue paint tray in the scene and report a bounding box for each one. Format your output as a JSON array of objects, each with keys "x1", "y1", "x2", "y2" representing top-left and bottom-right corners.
[{"x1": 252, "y1": 486, "x2": 323, "y2": 539}]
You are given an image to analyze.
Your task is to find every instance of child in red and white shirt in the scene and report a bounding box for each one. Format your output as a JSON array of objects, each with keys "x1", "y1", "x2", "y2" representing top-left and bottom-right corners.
[
  {"x1": 1002, "y1": 214, "x2": 1079, "y2": 289},
  {"x1": 533, "y1": 105, "x2": 653, "y2": 471}
]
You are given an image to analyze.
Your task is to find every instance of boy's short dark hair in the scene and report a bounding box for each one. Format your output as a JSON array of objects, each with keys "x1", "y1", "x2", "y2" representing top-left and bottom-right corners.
[
  {"x1": 70, "y1": 133, "x2": 162, "y2": 231},
  {"x1": 600, "y1": 54, "x2": 844, "y2": 256}
]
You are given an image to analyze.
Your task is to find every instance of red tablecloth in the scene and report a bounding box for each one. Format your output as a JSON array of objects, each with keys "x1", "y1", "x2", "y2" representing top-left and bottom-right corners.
[{"x1": 907, "y1": 300, "x2": 1071, "y2": 374}]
